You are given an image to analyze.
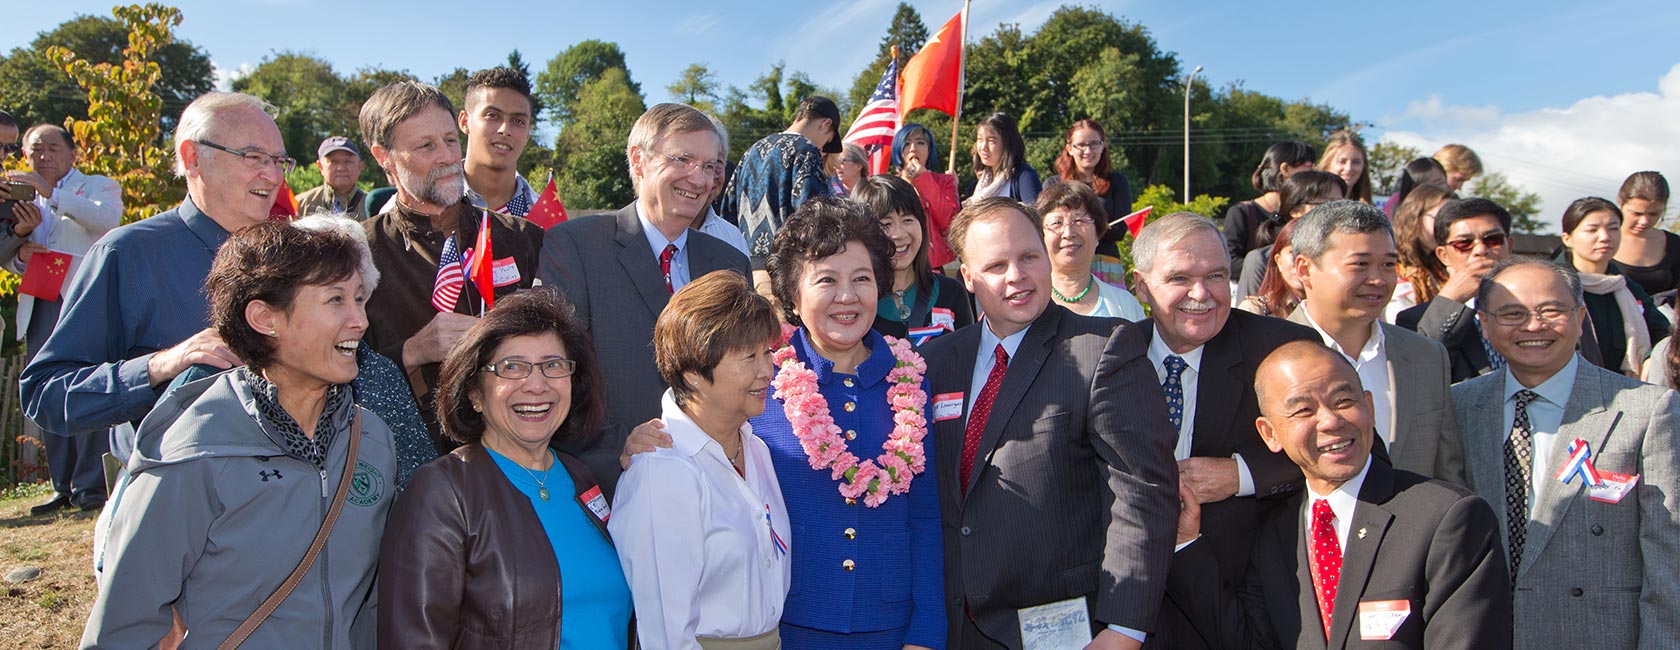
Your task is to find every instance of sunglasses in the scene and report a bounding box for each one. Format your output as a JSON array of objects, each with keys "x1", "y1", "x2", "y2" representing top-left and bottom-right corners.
[{"x1": 1444, "y1": 232, "x2": 1508, "y2": 253}]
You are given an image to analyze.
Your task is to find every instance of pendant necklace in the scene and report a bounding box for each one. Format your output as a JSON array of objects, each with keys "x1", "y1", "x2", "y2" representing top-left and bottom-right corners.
[
  {"x1": 893, "y1": 289, "x2": 910, "y2": 321},
  {"x1": 519, "y1": 450, "x2": 555, "y2": 501}
]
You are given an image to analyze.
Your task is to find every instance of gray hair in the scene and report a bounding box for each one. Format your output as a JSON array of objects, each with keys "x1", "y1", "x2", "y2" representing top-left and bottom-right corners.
[
  {"x1": 173, "y1": 92, "x2": 275, "y2": 177},
  {"x1": 1476, "y1": 256, "x2": 1584, "y2": 309},
  {"x1": 292, "y1": 212, "x2": 381, "y2": 293},
  {"x1": 707, "y1": 113, "x2": 730, "y2": 157},
  {"x1": 1290, "y1": 199, "x2": 1394, "y2": 264},
  {"x1": 625, "y1": 103, "x2": 720, "y2": 190},
  {"x1": 842, "y1": 143, "x2": 868, "y2": 167},
  {"x1": 358, "y1": 81, "x2": 454, "y2": 152},
  {"x1": 1132, "y1": 212, "x2": 1224, "y2": 274}
]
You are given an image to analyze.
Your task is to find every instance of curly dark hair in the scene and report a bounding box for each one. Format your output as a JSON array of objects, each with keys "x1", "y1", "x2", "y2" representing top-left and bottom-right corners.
[
  {"x1": 766, "y1": 197, "x2": 895, "y2": 327},
  {"x1": 205, "y1": 222, "x2": 362, "y2": 372},
  {"x1": 433, "y1": 289, "x2": 605, "y2": 446},
  {"x1": 464, "y1": 66, "x2": 538, "y2": 118}
]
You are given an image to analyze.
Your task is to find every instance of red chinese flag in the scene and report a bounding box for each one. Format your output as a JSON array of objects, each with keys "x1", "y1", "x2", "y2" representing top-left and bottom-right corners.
[
  {"x1": 1113, "y1": 206, "x2": 1152, "y2": 239},
  {"x1": 268, "y1": 182, "x2": 298, "y2": 221},
  {"x1": 898, "y1": 10, "x2": 965, "y2": 117},
  {"x1": 466, "y1": 212, "x2": 495, "y2": 311},
  {"x1": 526, "y1": 174, "x2": 569, "y2": 230},
  {"x1": 19, "y1": 250, "x2": 72, "y2": 302}
]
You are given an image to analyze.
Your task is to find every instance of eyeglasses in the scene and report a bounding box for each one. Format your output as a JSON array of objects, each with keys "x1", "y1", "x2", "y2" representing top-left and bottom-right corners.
[
  {"x1": 1444, "y1": 232, "x2": 1509, "y2": 253},
  {"x1": 649, "y1": 149, "x2": 726, "y2": 179},
  {"x1": 1044, "y1": 216, "x2": 1095, "y2": 231},
  {"x1": 481, "y1": 357, "x2": 577, "y2": 380},
  {"x1": 195, "y1": 140, "x2": 297, "y2": 175},
  {"x1": 1480, "y1": 305, "x2": 1580, "y2": 327},
  {"x1": 1069, "y1": 141, "x2": 1105, "y2": 152}
]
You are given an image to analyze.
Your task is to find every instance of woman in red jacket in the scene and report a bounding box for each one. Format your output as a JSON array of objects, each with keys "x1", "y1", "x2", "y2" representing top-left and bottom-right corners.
[{"x1": 891, "y1": 123, "x2": 959, "y2": 271}]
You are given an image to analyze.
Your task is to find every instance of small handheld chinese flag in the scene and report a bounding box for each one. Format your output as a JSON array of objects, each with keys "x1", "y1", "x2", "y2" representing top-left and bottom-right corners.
[
  {"x1": 526, "y1": 174, "x2": 569, "y2": 230},
  {"x1": 19, "y1": 250, "x2": 72, "y2": 301},
  {"x1": 268, "y1": 182, "x2": 298, "y2": 221},
  {"x1": 466, "y1": 212, "x2": 495, "y2": 312},
  {"x1": 1112, "y1": 206, "x2": 1152, "y2": 239}
]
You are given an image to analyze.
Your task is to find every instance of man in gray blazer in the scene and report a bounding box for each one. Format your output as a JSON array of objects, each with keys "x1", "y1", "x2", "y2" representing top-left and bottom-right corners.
[
  {"x1": 1452, "y1": 256, "x2": 1680, "y2": 649},
  {"x1": 538, "y1": 103, "x2": 750, "y2": 495},
  {"x1": 1285, "y1": 200, "x2": 1466, "y2": 485},
  {"x1": 921, "y1": 197, "x2": 1178, "y2": 649}
]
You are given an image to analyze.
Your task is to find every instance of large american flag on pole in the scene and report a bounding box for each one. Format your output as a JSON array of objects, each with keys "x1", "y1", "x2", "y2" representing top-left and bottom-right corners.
[
  {"x1": 842, "y1": 57, "x2": 900, "y2": 176},
  {"x1": 432, "y1": 233, "x2": 466, "y2": 312}
]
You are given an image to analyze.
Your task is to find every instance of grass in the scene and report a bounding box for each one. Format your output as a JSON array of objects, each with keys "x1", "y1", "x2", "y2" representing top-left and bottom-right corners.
[{"x1": 0, "y1": 481, "x2": 98, "y2": 649}]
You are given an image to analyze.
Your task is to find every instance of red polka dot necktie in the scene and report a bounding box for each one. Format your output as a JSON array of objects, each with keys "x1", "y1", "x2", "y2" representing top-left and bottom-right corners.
[
  {"x1": 659, "y1": 244, "x2": 678, "y2": 293},
  {"x1": 960, "y1": 344, "x2": 1008, "y2": 493},
  {"x1": 1309, "y1": 498, "x2": 1342, "y2": 640}
]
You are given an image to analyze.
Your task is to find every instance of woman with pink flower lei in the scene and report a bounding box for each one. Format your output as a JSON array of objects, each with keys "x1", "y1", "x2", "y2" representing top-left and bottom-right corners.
[{"x1": 759, "y1": 198, "x2": 945, "y2": 649}]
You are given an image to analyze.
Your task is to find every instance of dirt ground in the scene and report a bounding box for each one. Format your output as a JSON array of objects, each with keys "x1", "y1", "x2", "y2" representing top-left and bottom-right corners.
[{"x1": 0, "y1": 482, "x2": 97, "y2": 649}]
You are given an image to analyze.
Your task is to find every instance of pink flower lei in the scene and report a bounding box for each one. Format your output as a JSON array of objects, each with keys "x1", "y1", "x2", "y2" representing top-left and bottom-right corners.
[{"x1": 771, "y1": 333, "x2": 929, "y2": 507}]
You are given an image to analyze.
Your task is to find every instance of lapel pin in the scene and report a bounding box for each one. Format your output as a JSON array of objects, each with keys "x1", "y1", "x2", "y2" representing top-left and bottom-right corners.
[{"x1": 1357, "y1": 527, "x2": 1367, "y2": 539}]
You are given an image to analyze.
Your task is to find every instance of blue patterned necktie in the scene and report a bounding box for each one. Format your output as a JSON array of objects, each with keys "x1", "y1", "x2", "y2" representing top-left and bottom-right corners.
[{"x1": 1163, "y1": 355, "x2": 1188, "y2": 432}]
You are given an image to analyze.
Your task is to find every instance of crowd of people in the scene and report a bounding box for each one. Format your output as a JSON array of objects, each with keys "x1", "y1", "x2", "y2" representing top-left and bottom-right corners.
[{"x1": 1, "y1": 61, "x2": 1675, "y2": 650}]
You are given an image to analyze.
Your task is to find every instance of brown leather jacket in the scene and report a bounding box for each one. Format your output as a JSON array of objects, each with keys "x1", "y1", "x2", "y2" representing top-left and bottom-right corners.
[{"x1": 377, "y1": 444, "x2": 616, "y2": 649}]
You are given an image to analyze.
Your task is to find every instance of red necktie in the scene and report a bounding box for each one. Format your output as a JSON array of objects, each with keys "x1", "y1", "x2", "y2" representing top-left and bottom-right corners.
[
  {"x1": 960, "y1": 344, "x2": 1008, "y2": 492},
  {"x1": 1308, "y1": 499, "x2": 1342, "y2": 640},
  {"x1": 659, "y1": 244, "x2": 678, "y2": 293}
]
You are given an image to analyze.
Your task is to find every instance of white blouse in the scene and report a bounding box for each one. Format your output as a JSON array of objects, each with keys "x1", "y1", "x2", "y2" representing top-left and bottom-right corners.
[{"x1": 610, "y1": 390, "x2": 792, "y2": 650}]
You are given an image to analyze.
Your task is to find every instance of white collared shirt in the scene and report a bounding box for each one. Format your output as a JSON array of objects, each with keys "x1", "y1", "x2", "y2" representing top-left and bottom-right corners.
[
  {"x1": 969, "y1": 319, "x2": 1031, "y2": 415},
  {"x1": 610, "y1": 390, "x2": 791, "y2": 649},
  {"x1": 1301, "y1": 456, "x2": 1373, "y2": 553},
  {"x1": 696, "y1": 207, "x2": 750, "y2": 256},
  {"x1": 635, "y1": 202, "x2": 692, "y2": 291},
  {"x1": 1502, "y1": 355, "x2": 1580, "y2": 508},
  {"x1": 1299, "y1": 304, "x2": 1395, "y2": 448},
  {"x1": 1146, "y1": 331, "x2": 1257, "y2": 496}
]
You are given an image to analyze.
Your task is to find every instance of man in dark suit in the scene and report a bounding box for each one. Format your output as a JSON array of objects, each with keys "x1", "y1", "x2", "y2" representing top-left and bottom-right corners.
[
  {"x1": 1127, "y1": 213, "x2": 1319, "y2": 649},
  {"x1": 1168, "y1": 340, "x2": 1511, "y2": 649},
  {"x1": 538, "y1": 103, "x2": 750, "y2": 494},
  {"x1": 921, "y1": 197, "x2": 1178, "y2": 649},
  {"x1": 1395, "y1": 198, "x2": 1514, "y2": 383}
]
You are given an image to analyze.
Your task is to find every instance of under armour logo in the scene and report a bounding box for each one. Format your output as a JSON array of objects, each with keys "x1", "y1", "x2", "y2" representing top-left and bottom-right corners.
[{"x1": 259, "y1": 469, "x2": 284, "y2": 482}]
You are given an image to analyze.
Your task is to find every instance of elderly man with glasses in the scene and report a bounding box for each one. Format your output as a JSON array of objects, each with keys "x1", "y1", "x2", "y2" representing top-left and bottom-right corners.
[
  {"x1": 537, "y1": 102, "x2": 751, "y2": 496},
  {"x1": 22, "y1": 92, "x2": 286, "y2": 481}
]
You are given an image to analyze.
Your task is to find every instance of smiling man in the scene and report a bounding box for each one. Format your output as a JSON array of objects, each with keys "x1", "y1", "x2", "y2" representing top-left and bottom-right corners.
[
  {"x1": 1395, "y1": 198, "x2": 1516, "y2": 383},
  {"x1": 538, "y1": 103, "x2": 750, "y2": 495},
  {"x1": 358, "y1": 81, "x2": 544, "y2": 446},
  {"x1": 459, "y1": 67, "x2": 539, "y2": 217},
  {"x1": 1286, "y1": 200, "x2": 1466, "y2": 485},
  {"x1": 1452, "y1": 257, "x2": 1680, "y2": 649},
  {"x1": 23, "y1": 92, "x2": 281, "y2": 453}
]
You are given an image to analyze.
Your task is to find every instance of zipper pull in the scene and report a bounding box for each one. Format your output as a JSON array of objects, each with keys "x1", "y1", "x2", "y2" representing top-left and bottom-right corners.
[{"x1": 320, "y1": 469, "x2": 329, "y2": 498}]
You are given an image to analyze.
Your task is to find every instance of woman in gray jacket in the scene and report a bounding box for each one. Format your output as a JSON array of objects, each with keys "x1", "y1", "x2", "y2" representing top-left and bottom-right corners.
[{"x1": 81, "y1": 222, "x2": 397, "y2": 649}]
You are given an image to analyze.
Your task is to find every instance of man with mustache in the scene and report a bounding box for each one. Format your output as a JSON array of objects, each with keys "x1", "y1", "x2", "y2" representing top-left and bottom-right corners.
[
  {"x1": 1286, "y1": 200, "x2": 1466, "y2": 485},
  {"x1": 1126, "y1": 213, "x2": 1318, "y2": 649},
  {"x1": 359, "y1": 81, "x2": 544, "y2": 445}
]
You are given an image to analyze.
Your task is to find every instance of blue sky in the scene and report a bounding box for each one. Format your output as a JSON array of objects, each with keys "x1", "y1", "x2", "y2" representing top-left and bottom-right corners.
[{"x1": 6, "y1": 0, "x2": 1680, "y2": 227}]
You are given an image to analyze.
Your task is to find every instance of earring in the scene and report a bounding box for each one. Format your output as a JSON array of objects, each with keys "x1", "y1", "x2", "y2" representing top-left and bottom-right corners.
[
  {"x1": 268, "y1": 330, "x2": 277, "y2": 337},
  {"x1": 471, "y1": 402, "x2": 481, "y2": 412}
]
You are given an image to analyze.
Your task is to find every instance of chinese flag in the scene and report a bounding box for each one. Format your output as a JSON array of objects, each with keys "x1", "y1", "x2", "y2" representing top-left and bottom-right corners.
[
  {"x1": 19, "y1": 250, "x2": 72, "y2": 302},
  {"x1": 898, "y1": 9, "x2": 965, "y2": 117},
  {"x1": 268, "y1": 182, "x2": 298, "y2": 221},
  {"x1": 466, "y1": 212, "x2": 495, "y2": 312},
  {"x1": 1113, "y1": 206, "x2": 1152, "y2": 239},
  {"x1": 526, "y1": 174, "x2": 569, "y2": 230}
]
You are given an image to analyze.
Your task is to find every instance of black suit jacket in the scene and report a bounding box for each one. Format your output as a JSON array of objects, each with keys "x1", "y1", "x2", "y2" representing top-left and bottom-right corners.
[
  {"x1": 1165, "y1": 456, "x2": 1512, "y2": 649},
  {"x1": 536, "y1": 204, "x2": 750, "y2": 496},
  {"x1": 921, "y1": 305, "x2": 1179, "y2": 647},
  {"x1": 1142, "y1": 310, "x2": 1318, "y2": 650}
]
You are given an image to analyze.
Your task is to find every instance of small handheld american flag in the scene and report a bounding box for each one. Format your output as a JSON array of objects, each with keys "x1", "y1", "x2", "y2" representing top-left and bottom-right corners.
[
  {"x1": 432, "y1": 233, "x2": 465, "y2": 312},
  {"x1": 842, "y1": 56, "x2": 900, "y2": 176}
]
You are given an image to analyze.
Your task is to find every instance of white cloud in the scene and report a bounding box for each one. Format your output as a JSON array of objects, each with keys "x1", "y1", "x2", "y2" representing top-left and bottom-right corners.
[
  {"x1": 1381, "y1": 62, "x2": 1680, "y2": 233},
  {"x1": 675, "y1": 13, "x2": 720, "y2": 36},
  {"x1": 212, "y1": 61, "x2": 255, "y2": 92}
]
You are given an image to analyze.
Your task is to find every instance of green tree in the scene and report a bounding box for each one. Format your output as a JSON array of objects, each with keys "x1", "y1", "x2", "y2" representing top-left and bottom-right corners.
[
  {"x1": 232, "y1": 52, "x2": 350, "y2": 165},
  {"x1": 536, "y1": 40, "x2": 640, "y2": 128},
  {"x1": 667, "y1": 63, "x2": 720, "y2": 112},
  {"x1": 1466, "y1": 172, "x2": 1545, "y2": 234},
  {"x1": 434, "y1": 67, "x2": 471, "y2": 116},
  {"x1": 0, "y1": 11, "x2": 213, "y2": 131},
  {"x1": 847, "y1": 3, "x2": 929, "y2": 111},
  {"x1": 505, "y1": 49, "x2": 543, "y2": 119},
  {"x1": 552, "y1": 67, "x2": 645, "y2": 209},
  {"x1": 1369, "y1": 141, "x2": 1422, "y2": 196}
]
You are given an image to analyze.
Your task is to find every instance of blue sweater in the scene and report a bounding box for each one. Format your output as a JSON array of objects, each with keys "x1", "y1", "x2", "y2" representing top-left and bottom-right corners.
[{"x1": 749, "y1": 328, "x2": 946, "y2": 647}]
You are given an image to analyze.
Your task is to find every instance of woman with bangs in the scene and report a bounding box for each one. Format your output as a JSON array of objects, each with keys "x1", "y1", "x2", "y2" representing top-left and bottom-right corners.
[
  {"x1": 966, "y1": 112, "x2": 1040, "y2": 206},
  {"x1": 1046, "y1": 119, "x2": 1135, "y2": 285},
  {"x1": 856, "y1": 174, "x2": 974, "y2": 345},
  {"x1": 891, "y1": 123, "x2": 960, "y2": 269}
]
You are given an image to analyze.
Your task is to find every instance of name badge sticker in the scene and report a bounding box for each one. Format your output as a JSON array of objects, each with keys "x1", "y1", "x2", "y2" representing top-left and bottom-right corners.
[
  {"x1": 491, "y1": 257, "x2": 522, "y2": 287},
  {"x1": 1018, "y1": 596, "x2": 1092, "y2": 650},
  {"x1": 933, "y1": 392, "x2": 964, "y2": 422},
  {"x1": 1589, "y1": 471, "x2": 1639, "y2": 504},
  {"x1": 930, "y1": 307, "x2": 956, "y2": 332},
  {"x1": 580, "y1": 485, "x2": 611, "y2": 523},
  {"x1": 1358, "y1": 599, "x2": 1411, "y2": 640}
]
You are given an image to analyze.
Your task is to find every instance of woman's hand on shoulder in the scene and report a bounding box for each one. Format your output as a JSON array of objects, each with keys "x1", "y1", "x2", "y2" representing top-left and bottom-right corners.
[{"x1": 619, "y1": 418, "x2": 672, "y2": 469}]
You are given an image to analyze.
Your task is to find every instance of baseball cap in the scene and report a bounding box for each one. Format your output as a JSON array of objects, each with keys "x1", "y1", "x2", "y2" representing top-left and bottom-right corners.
[
  {"x1": 318, "y1": 136, "x2": 361, "y2": 159},
  {"x1": 801, "y1": 96, "x2": 843, "y2": 155}
]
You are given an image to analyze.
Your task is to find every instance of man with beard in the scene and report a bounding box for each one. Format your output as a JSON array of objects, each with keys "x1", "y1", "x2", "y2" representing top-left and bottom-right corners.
[{"x1": 359, "y1": 81, "x2": 543, "y2": 444}]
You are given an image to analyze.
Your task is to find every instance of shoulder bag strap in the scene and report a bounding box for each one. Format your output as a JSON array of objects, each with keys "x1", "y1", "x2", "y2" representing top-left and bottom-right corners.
[{"x1": 217, "y1": 411, "x2": 363, "y2": 650}]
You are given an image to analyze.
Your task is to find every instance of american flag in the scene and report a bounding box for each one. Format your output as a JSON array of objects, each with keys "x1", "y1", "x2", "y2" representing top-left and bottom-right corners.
[
  {"x1": 842, "y1": 57, "x2": 900, "y2": 175},
  {"x1": 432, "y1": 233, "x2": 465, "y2": 312}
]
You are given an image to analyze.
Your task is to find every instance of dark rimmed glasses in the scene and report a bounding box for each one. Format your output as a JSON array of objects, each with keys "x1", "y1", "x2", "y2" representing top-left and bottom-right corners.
[{"x1": 481, "y1": 357, "x2": 577, "y2": 380}]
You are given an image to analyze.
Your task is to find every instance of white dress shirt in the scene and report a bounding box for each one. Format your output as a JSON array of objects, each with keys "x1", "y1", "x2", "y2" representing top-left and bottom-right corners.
[
  {"x1": 9, "y1": 168, "x2": 122, "y2": 341},
  {"x1": 1301, "y1": 455, "x2": 1373, "y2": 553},
  {"x1": 1502, "y1": 355, "x2": 1579, "y2": 508},
  {"x1": 696, "y1": 207, "x2": 750, "y2": 256},
  {"x1": 610, "y1": 390, "x2": 792, "y2": 649},
  {"x1": 969, "y1": 319, "x2": 1031, "y2": 415},
  {"x1": 1146, "y1": 332, "x2": 1257, "y2": 496},
  {"x1": 636, "y1": 203, "x2": 692, "y2": 292},
  {"x1": 1299, "y1": 305, "x2": 1395, "y2": 448}
]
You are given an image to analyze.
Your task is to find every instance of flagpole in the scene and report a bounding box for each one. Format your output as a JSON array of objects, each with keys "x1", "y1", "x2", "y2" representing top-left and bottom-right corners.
[{"x1": 947, "y1": 0, "x2": 970, "y2": 175}]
